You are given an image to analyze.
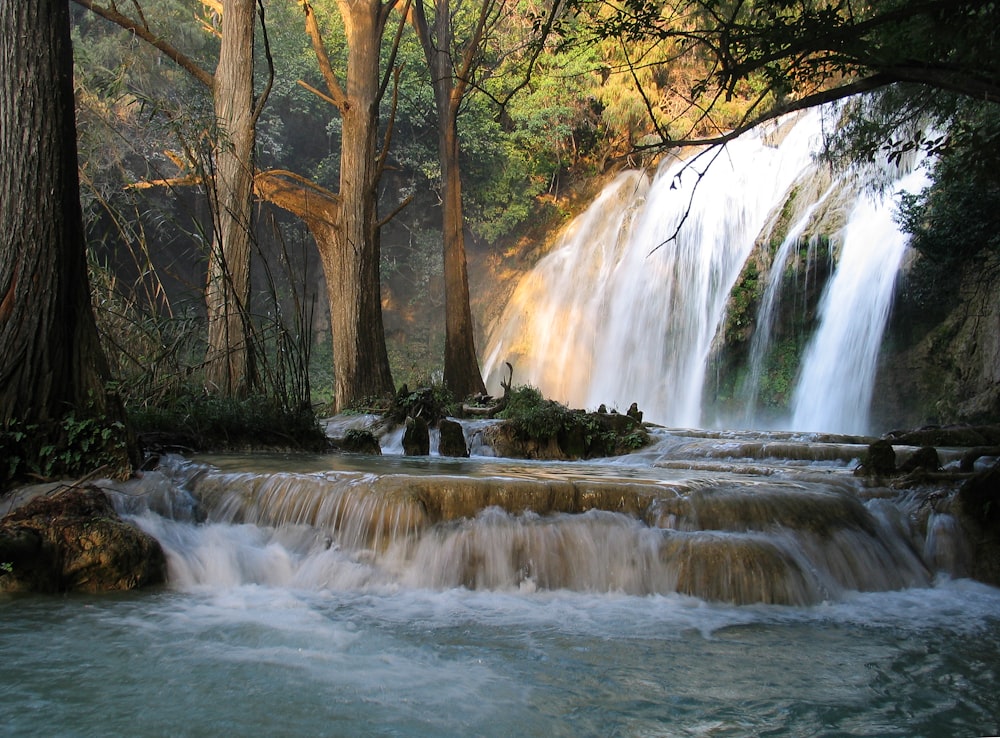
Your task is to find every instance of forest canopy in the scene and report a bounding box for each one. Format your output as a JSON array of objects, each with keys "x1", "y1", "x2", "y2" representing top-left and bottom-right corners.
[{"x1": 2, "y1": 0, "x2": 998, "y2": 482}]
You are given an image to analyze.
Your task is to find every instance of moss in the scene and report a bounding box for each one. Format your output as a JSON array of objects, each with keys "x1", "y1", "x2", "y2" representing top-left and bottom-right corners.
[
  {"x1": 130, "y1": 390, "x2": 329, "y2": 454},
  {"x1": 496, "y1": 386, "x2": 649, "y2": 459}
]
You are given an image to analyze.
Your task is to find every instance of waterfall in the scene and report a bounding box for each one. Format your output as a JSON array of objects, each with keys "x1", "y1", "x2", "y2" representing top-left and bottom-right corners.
[
  {"x1": 484, "y1": 110, "x2": 826, "y2": 426},
  {"x1": 483, "y1": 106, "x2": 929, "y2": 433},
  {"x1": 789, "y1": 167, "x2": 931, "y2": 433},
  {"x1": 742, "y1": 182, "x2": 838, "y2": 423}
]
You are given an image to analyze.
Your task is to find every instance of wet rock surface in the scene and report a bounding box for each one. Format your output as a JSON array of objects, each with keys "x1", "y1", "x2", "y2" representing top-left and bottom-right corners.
[{"x1": 0, "y1": 485, "x2": 166, "y2": 593}]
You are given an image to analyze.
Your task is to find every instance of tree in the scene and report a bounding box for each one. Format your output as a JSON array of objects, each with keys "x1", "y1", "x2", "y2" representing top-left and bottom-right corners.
[
  {"x1": 573, "y1": 0, "x2": 1000, "y2": 149},
  {"x1": 76, "y1": 0, "x2": 401, "y2": 412},
  {"x1": 257, "y1": 0, "x2": 399, "y2": 410},
  {"x1": 204, "y1": 0, "x2": 269, "y2": 396},
  {"x1": 0, "y1": 0, "x2": 116, "y2": 423},
  {"x1": 76, "y1": 0, "x2": 268, "y2": 398},
  {"x1": 410, "y1": 0, "x2": 568, "y2": 398},
  {"x1": 410, "y1": 0, "x2": 495, "y2": 398},
  {"x1": 0, "y1": 0, "x2": 120, "y2": 426}
]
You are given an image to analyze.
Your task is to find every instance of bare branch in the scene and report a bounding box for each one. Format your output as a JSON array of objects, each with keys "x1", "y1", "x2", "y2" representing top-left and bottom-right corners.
[
  {"x1": 300, "y1": 1, "x2": 348, "y2": 111},
  {"x1": 252, "y1": 0, "x2": 275, "y2": 127}
]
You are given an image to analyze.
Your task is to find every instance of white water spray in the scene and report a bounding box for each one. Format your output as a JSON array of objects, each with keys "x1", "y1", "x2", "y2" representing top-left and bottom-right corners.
[
  {"x1": 484, "y1": 111, "x2": 827, "y2": 426},
  {"x1": 484, "y1": 107, "x2": 928, "y2": 433},
  {"x1": 789, "y1": 167, "x2": 931, "y2": 433}
]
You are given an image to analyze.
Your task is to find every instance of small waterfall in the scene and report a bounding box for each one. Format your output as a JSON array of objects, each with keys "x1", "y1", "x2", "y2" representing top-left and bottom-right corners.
[
  {"x1": 484, "y1": 105, "x2": 930, "y2": 434},
  {"x1": 117, "y1": 455, "x2": 937, "y2": 605},
  {"x1": 790, "y1": 166, "x2": 931, "y2": 433},
  {"x1": 742, "y1": 182, "x2": 839, "y2": 422},
  {"x1": 483, "y1": 110, "x2": 827, "y2": 427}
]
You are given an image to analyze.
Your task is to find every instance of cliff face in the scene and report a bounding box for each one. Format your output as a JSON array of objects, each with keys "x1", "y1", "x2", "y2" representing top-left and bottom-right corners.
[{"x1": 872, "y1": 254, "x2": 1000, "y2": 430}]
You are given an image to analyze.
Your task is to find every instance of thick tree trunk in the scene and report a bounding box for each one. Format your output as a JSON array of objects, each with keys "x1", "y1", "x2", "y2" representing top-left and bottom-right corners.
[
  {"x1": 439, "y1": 113, "x2": 487, "y2": 399},
  {"x1": 204, "y1": 0, "x2": 258, "y2": 396},
  {"x1": 0, "y1": 0, "x2": 115, "y2": 423},
  {"x1": 328, "y1": 0, "x2": 395, "y2": 411}
]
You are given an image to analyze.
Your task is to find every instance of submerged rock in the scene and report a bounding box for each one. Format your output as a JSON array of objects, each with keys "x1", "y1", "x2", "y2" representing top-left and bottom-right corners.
[
  {"x1": 0, "y1": 485, "x2": 166, "y2": 593},
  {"x1": 858, "y1": 439, "x2": 896, "y2": 477},
  {"x1": 955, "y1": 461, "x2": 1000, "y2": 586},
  {"x1": 897, "y1": 446, "x2": 941, "y2": 474}
]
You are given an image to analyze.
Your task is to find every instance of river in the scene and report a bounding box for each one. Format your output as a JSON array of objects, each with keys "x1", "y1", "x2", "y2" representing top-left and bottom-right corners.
[{"x1": 1, "y1": 425, "x2": 998, "y2": 736}]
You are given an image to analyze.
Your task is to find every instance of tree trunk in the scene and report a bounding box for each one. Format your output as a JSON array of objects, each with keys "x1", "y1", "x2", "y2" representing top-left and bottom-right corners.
[
  {"x1": 204, "y1": 0, "x2": 258, "y2": 396},
  {"x1": 439, "y1": 108, "x2": 487, "y2": 399},
  {"x1": 328, "y1": 0, "x2": 395, "y2": 411},
  {"x1": 412, "y1": 0, "x2": 487, "y2": 399},
  {"x1": 0, "y1": 0, "x2": 116, "y2": 423}
]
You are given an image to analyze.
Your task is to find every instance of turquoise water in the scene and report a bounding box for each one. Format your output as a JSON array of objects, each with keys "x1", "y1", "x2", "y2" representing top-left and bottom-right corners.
[
  {"x1": 2, "y1": 579, "x2": 999, "y2": 736},
  {"x1": 2, "y1": 432, "x2": 999, "y2": 736}
]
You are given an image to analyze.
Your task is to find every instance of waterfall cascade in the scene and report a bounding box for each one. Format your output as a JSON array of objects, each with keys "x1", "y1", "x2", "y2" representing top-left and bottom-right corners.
[
  {"x1": 110, "y1": 440, "x2": 965, "y2": 607},
  {"x1": 482, "y1": 107, "x2": 929, "y2": 435}
]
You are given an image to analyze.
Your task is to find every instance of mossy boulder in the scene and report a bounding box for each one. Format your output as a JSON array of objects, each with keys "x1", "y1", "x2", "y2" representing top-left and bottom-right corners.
[{"x1": 487, "y1": 386, "x2": 650, "y2": 460}]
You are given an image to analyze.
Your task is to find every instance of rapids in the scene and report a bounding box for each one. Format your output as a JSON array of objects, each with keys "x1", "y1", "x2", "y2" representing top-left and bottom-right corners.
[
  {"x1": 2, "y1": 425, "x2": 999, "y2": 736},
  {"x1": 107, "y1": 430, "x2": 946, "y2": 607}
]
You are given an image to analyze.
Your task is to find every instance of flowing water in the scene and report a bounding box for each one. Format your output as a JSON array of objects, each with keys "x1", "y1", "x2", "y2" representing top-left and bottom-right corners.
[
  {"x1": 2, "y1": 426, "x2": 999, "y2": 736},
  {"x1": 1, "y1": 109, "x2": 992, "y2": 736},
  {"x1": 482, "y1": 106, "x2": 929, "y2": 436}
]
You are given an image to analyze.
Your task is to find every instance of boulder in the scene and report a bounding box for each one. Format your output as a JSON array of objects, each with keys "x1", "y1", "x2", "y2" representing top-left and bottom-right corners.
[
  {"x1": 438, "y1": 419, "x2": 469, "y2": 458},
  {"x1": 897, "y1": 446, "x2": 941, "y2": 474},
  {"x1": 858, "y1": 439, "x2": 896, "y2": 477},
  {"x1": 954, "y1": 461, "x2": 1000, "y2": 586},
  {"x1": 0, "y1": 485, "x2": 166, "y2": 593},
  {"x1": 403, "y1": 416, "x2": 430, "y2": 456},
  {"x1": 338, "y1": 429, "x2": 382, "y2": 455}
]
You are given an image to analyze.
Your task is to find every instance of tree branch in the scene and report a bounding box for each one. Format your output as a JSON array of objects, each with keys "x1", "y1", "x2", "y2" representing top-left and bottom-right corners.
[
  {"x1": 299, "y1": 1, "x2": 348, "y2": 111},
  {"x1": 254, "y1": 169, "x2": 340, "y2": 227},
  {"x1": 72, "y1": 0, "x2": 215, "y2": 90}
]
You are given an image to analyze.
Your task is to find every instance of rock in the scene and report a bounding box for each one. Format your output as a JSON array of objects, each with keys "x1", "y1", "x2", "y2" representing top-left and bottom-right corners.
[
  {"x1": 897, "y1": 446, "x2": 941, "y2": 474},
  {"x1": 859, "y1": 439, "x2": 896, "y2": 477},
  {"x1": 338, "y1": 429, "x2": 382, "y2": 455},
  {"x1": 885, "y1": 424, "x2": 1000, "y2": 448},
  {"x1": 0, "y1": 486, "x2": 166, "y2": 594},
  {"x1": 954, "y1": 461, "x2": 1000, "y2": 586},
  {"x1": 438, "y1": 419, "x2": 469, "y2": 458},
  {"x1": 403, "y1": 416, "x2": 430, "y2": 456}
]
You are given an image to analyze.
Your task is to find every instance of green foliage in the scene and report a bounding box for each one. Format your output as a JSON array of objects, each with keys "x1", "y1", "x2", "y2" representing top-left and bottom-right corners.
[
  {"x1": 497, "y1": 386, "x2": 649, "y2": 457},
  {"x1": 498, "y1": 385, "x2": 568, "y2": 439},
  {"x1": 387, "y1": 384, "x2": 458, "y2": 425},
  {"x1": 0, "y1": 414, "x2": 132, "y2": 491},
  {"x1": 896, "y1": 103, "x2": 1000, "y2": 265},
  {"x1": 724, "y1": 259, "x2": 762, "y2": 338},
  {"x1": 129, "y1": 389, "x2": 327, "y2": 453}
]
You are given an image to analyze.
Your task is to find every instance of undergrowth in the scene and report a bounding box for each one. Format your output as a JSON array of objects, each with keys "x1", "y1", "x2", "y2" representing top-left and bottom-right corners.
[{"x1": 498, "y1": 385, "x2": 648, "y2": 458}]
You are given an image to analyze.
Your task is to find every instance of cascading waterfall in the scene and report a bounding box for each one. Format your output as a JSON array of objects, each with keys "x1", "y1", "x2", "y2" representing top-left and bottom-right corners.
[
  {"x1": 484, "y1": 111, "x2": 827, "y2": 427},
  {"x1": 110, "y1": 448, "x2": 956, "y2": 606},
  {"x1": 483, "y1": 106, "x2": 929, "y2": 434},
  {"x1": 789, "y1": 166, "x2": 931, "y2": 433},
  {"x1": 741, "y1": 182, "x2": 838, "y2": 424}
]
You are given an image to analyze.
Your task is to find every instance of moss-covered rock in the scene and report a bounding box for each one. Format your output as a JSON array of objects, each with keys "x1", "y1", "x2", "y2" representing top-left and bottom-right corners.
[{"x1": 487, "y1": 386, "x2": 650, "y2": 460}]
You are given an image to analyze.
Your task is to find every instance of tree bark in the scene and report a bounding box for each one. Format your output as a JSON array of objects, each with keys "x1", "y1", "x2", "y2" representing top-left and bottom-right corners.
[
  {"x1": 204, "y1": 0, "x2": 258, "y2": 396},
  {"x1": 325, "y1": 0, "x2": 395, "y2": 410},
  {"x1": 412, "y1": 0, "x2": 487, "y2": 399},
  {"x1": 0, "y1": 0, "x2": 116, "y2": 423}
]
